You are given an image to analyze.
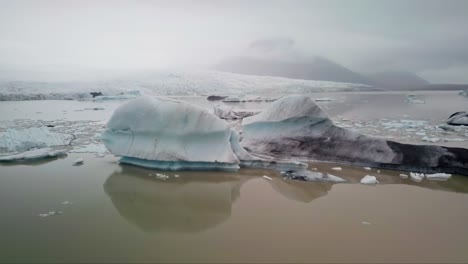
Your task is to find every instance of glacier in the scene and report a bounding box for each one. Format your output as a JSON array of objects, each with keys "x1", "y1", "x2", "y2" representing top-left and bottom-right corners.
[
  {"x1": 241, "y1": 95, "x2": 468, "y2": 176},
  {"x1": 0, "y1": 70, "x2": 373, "y2": 101}
]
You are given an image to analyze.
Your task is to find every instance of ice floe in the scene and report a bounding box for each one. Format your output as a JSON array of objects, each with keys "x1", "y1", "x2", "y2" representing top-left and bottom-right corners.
[
  {"x1": 281, "y1": 170, "x2": 346, "y2": 182},
  {"x1": 213, "y1": 104, "x2": 260, "y2": 120},
  {"x1": 360, "y1": 175, "x2": 379, "y2": 184},
  {"x1": 72, "y1": 158, "x2": 84, "y2": 165},
  {"x1": 425, "y1": 173, "x2": 451, "y2": 181},
  {"x1": 0, "y1": 148, "x2": 66, "y2": 161},
  {"x1": 410, "y1": 172, "x2": 424, "y2": 182},
  {"x1": 0, "y1": 127, "x2": 73, "y2": 152}
]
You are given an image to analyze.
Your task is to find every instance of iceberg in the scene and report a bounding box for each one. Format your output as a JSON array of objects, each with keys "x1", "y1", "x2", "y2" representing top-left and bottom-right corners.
[
  {"x1": 241, "y1": 95, "x2": 468, "y2": 176},
  {"x1": 102, "y1": 97, "x2": 240, "y2": 171},
  {"x1": 102, "y1": 97, "x2": 306, "y2": 171},
  {"x1": 0, "y1": 148, "x2": 66, "y2": 161},
  {"x1": 446, "y1": 111, "x2": 468, "y2": 126},
  {"x1": 0, "y1": 127, "x2": 73, "y2": 153}
]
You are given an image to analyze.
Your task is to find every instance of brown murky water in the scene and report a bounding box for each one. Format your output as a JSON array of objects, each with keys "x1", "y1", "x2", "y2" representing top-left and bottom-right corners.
[{"x1": 1, "y1": 91, "x2": 468, "y2": 262}]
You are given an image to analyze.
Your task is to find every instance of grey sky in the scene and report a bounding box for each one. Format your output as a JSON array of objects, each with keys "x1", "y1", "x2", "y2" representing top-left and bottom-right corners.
[{"x1": 1, "y1": 0, "x2": 467, "y2": 83}]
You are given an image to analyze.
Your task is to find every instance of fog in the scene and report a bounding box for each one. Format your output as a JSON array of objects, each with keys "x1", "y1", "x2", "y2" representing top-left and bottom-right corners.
[{"x1": 1, "y1": 0, "x2": 467, "y2": 83}]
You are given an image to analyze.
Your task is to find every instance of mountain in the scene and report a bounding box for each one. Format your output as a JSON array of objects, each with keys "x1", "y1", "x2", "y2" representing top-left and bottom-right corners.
[
  {"x1": 213, "y1": 38, "x2": 374, "y2": 86},
  {"x1": 364, "y1": 71, "x2": 430, "y2": 90},
  {"x1": 215, "y1": 56, "x2": 374, "y2": 86}
]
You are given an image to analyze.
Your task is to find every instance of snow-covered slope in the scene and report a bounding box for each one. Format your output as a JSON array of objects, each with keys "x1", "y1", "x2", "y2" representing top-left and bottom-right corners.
[{"x1": 0, "y1": 70, "x2": 372, "y2": 101}]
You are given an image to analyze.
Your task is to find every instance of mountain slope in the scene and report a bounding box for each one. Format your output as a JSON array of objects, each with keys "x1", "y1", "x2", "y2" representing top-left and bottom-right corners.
[
  {"x1": 365, "y1": 72, "x2": 430, "y2": 89},
  {"x1": 215, "y1": 56, "x2": 374, "y2": 85}
]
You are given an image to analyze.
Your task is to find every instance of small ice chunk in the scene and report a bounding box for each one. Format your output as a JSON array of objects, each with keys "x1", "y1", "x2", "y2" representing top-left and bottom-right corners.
[
  {"x1": 360, "y1": 175, "x2": 379, "y2": 184},
  {"x1": 425, "y1": 173, "x2": 451, "y2": 181},
  {"x1": 73, "y1": 158, "x2": 84, "y2": 165},
  {"x1": 363, "y1": 167, "x2": 371, "y2": 171},
  {"x1": 444, "y1": 138, "x2": 465, "y2": 142},
  {"x1": 314, "y1": 97, "x2": 334, "y2": 102},
  {"x1": 331, "y1": 167, "x2": 342, "y2": 171},
  {"x1": 262, "y1": 175, "x2": 273, "y2": 181},
  {"x1": 282, "y1": 170, "x2": 346, "y2": 182},
  {"x1": 410, "y1": 172, "x2": 424, "y2": 182},
  {"x1": 399, "y1": 173, "x2": 409, "y2": 179},
  {"x1": 361, "y1": 221, "x2": 372, "y2": 225},
  {"x1": 174, "y1": 174, "x2": 180, "y2": 178},
  {"x1": 61, "y1": 201, "x2": 72, "y2": 205},
  {"x1": 422, "y1": 137, "x2": 440, "y2": 143},
  {"x1": 155, "y1": 173, "x2": 169, "y2": 180}
]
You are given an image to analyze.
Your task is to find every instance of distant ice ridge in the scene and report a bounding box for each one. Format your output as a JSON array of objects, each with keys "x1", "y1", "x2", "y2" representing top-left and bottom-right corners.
[
  {"x1": 0, "y1": 127, "x2": 73, "y2": 153},
  {"x1": 0, "y1": 70, "x2": 372, "y2": 101},
  {"x1": 102, "y1": 97, "x2": 306, "y2": 171}
]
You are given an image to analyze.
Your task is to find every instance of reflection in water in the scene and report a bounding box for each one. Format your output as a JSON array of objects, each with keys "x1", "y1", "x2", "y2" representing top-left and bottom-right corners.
[
  {"x1": 104, "y1": 166, "x2": 336, "y2": 233},
  {"x1": 104, "y1": 165, "x2": 246, "y2": 233},
  {"x1": 104, "y1": 164, "x2": 468, "y2": 234}
]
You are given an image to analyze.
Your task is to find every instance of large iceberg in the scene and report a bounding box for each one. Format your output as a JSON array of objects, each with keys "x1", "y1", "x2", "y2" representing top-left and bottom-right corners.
[
  {"x1": 241, "y1": 95, "x2": 468, "y2": 175},
  {"x1": 102, "y1": 97, "x2": 305, "y2": 171},
  {"x1": 0, "y1": 127, "x2": 73, "y2": 153}
]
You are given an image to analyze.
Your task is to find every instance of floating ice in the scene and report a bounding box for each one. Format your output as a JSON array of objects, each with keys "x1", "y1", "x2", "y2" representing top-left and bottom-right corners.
[
  {"x1": 102, "y1": 97, "x2": 306, "y2": 171},
  {"x1": 281, "y1": 170, "x2": 346, "y2": 182},
  {"x1": 331, "y1": 167, "x2": 342, "y2": 171},
  {"x1": 363, "y1": 167, "x2": 372, "y2": 171},
  {"x1": 399, "y1": 173, "x2": 409, "y2": 179},
  {"x1": 0, "y1": 148, "x2": 66, "y2": 161},
  {"x1": 314, "y1": 97, "x2": 334, "y2": 102},
  {"x1": 425, "y1": 173, "x2": 451, "y2": 181},
  {"x1": 70, "y1": 144, "x2": 108, "y2": 155},
  {"x1": 240, "y1": 95, "x2": 468, "y2": 176},
  {"x1": 405, "y1": 94, "x2": 425, "y2": 104},
  {"x1": 422, "y1": 136, "x2": 440, "y2": 143},
  {"x1": 446, "y1": 112, "x2": 468, "y2": 126},
  {"x1": 222, "y1": 96, "x2": 241, "y2": 103},
  {"x1": 102, "y1": 97, "x2": 241, "y2": 171},
  {"x1": 73, "y1": 158, "x2": 84, "y2": 165},
  {"x1": 360, "y1": 175, "x2": 379, "y2": 184},
  {"x1": 262, "y1": 175, "x2": 273, "y2": 181},
  {"x1": 410, "y1": 172, "x2": 424, "y2": 182},
  {"x1": 0, "y1": 127, "x2": 73, "y2": 152},
  {"x1": 213, "y1": 104, "x2": 259, "y2": 119}
]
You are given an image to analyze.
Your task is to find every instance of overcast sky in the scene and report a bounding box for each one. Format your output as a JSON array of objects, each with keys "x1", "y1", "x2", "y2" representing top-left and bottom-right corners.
[{"x1": 1, "y1": 0, "x2": 467, "y2": 83}]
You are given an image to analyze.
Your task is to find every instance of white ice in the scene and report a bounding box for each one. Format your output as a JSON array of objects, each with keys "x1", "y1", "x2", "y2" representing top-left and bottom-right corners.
[
  {"x1": 0, "y1": 127, "x2": 73, "y2": 153},
  {"x1": 0, "y1": 70, "x2": 370, "y2": 101},
  {"x1": 213, "y1": 104, "x2": 259, "y2": 119},
  {"x1": 0, "y1": 148, "x2": 66, "y2": 161},
  {"x1": 410, "y1": 172, "x2": 425, "y2": 182},
  {"x1": 102, "y1": 97, "x2": 240, "y2": 170},
  {"x1": 360, "y1": 175, "x2": 379, "y2": 184},
  {"x1": 425, "y1": 173, "x2": 451, "y2": 181}
]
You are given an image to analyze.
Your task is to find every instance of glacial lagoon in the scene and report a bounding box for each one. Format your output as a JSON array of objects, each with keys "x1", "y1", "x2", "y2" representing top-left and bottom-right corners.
[{"x1": 1, "y1": 91, "x2": 468, "y2": 262}]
